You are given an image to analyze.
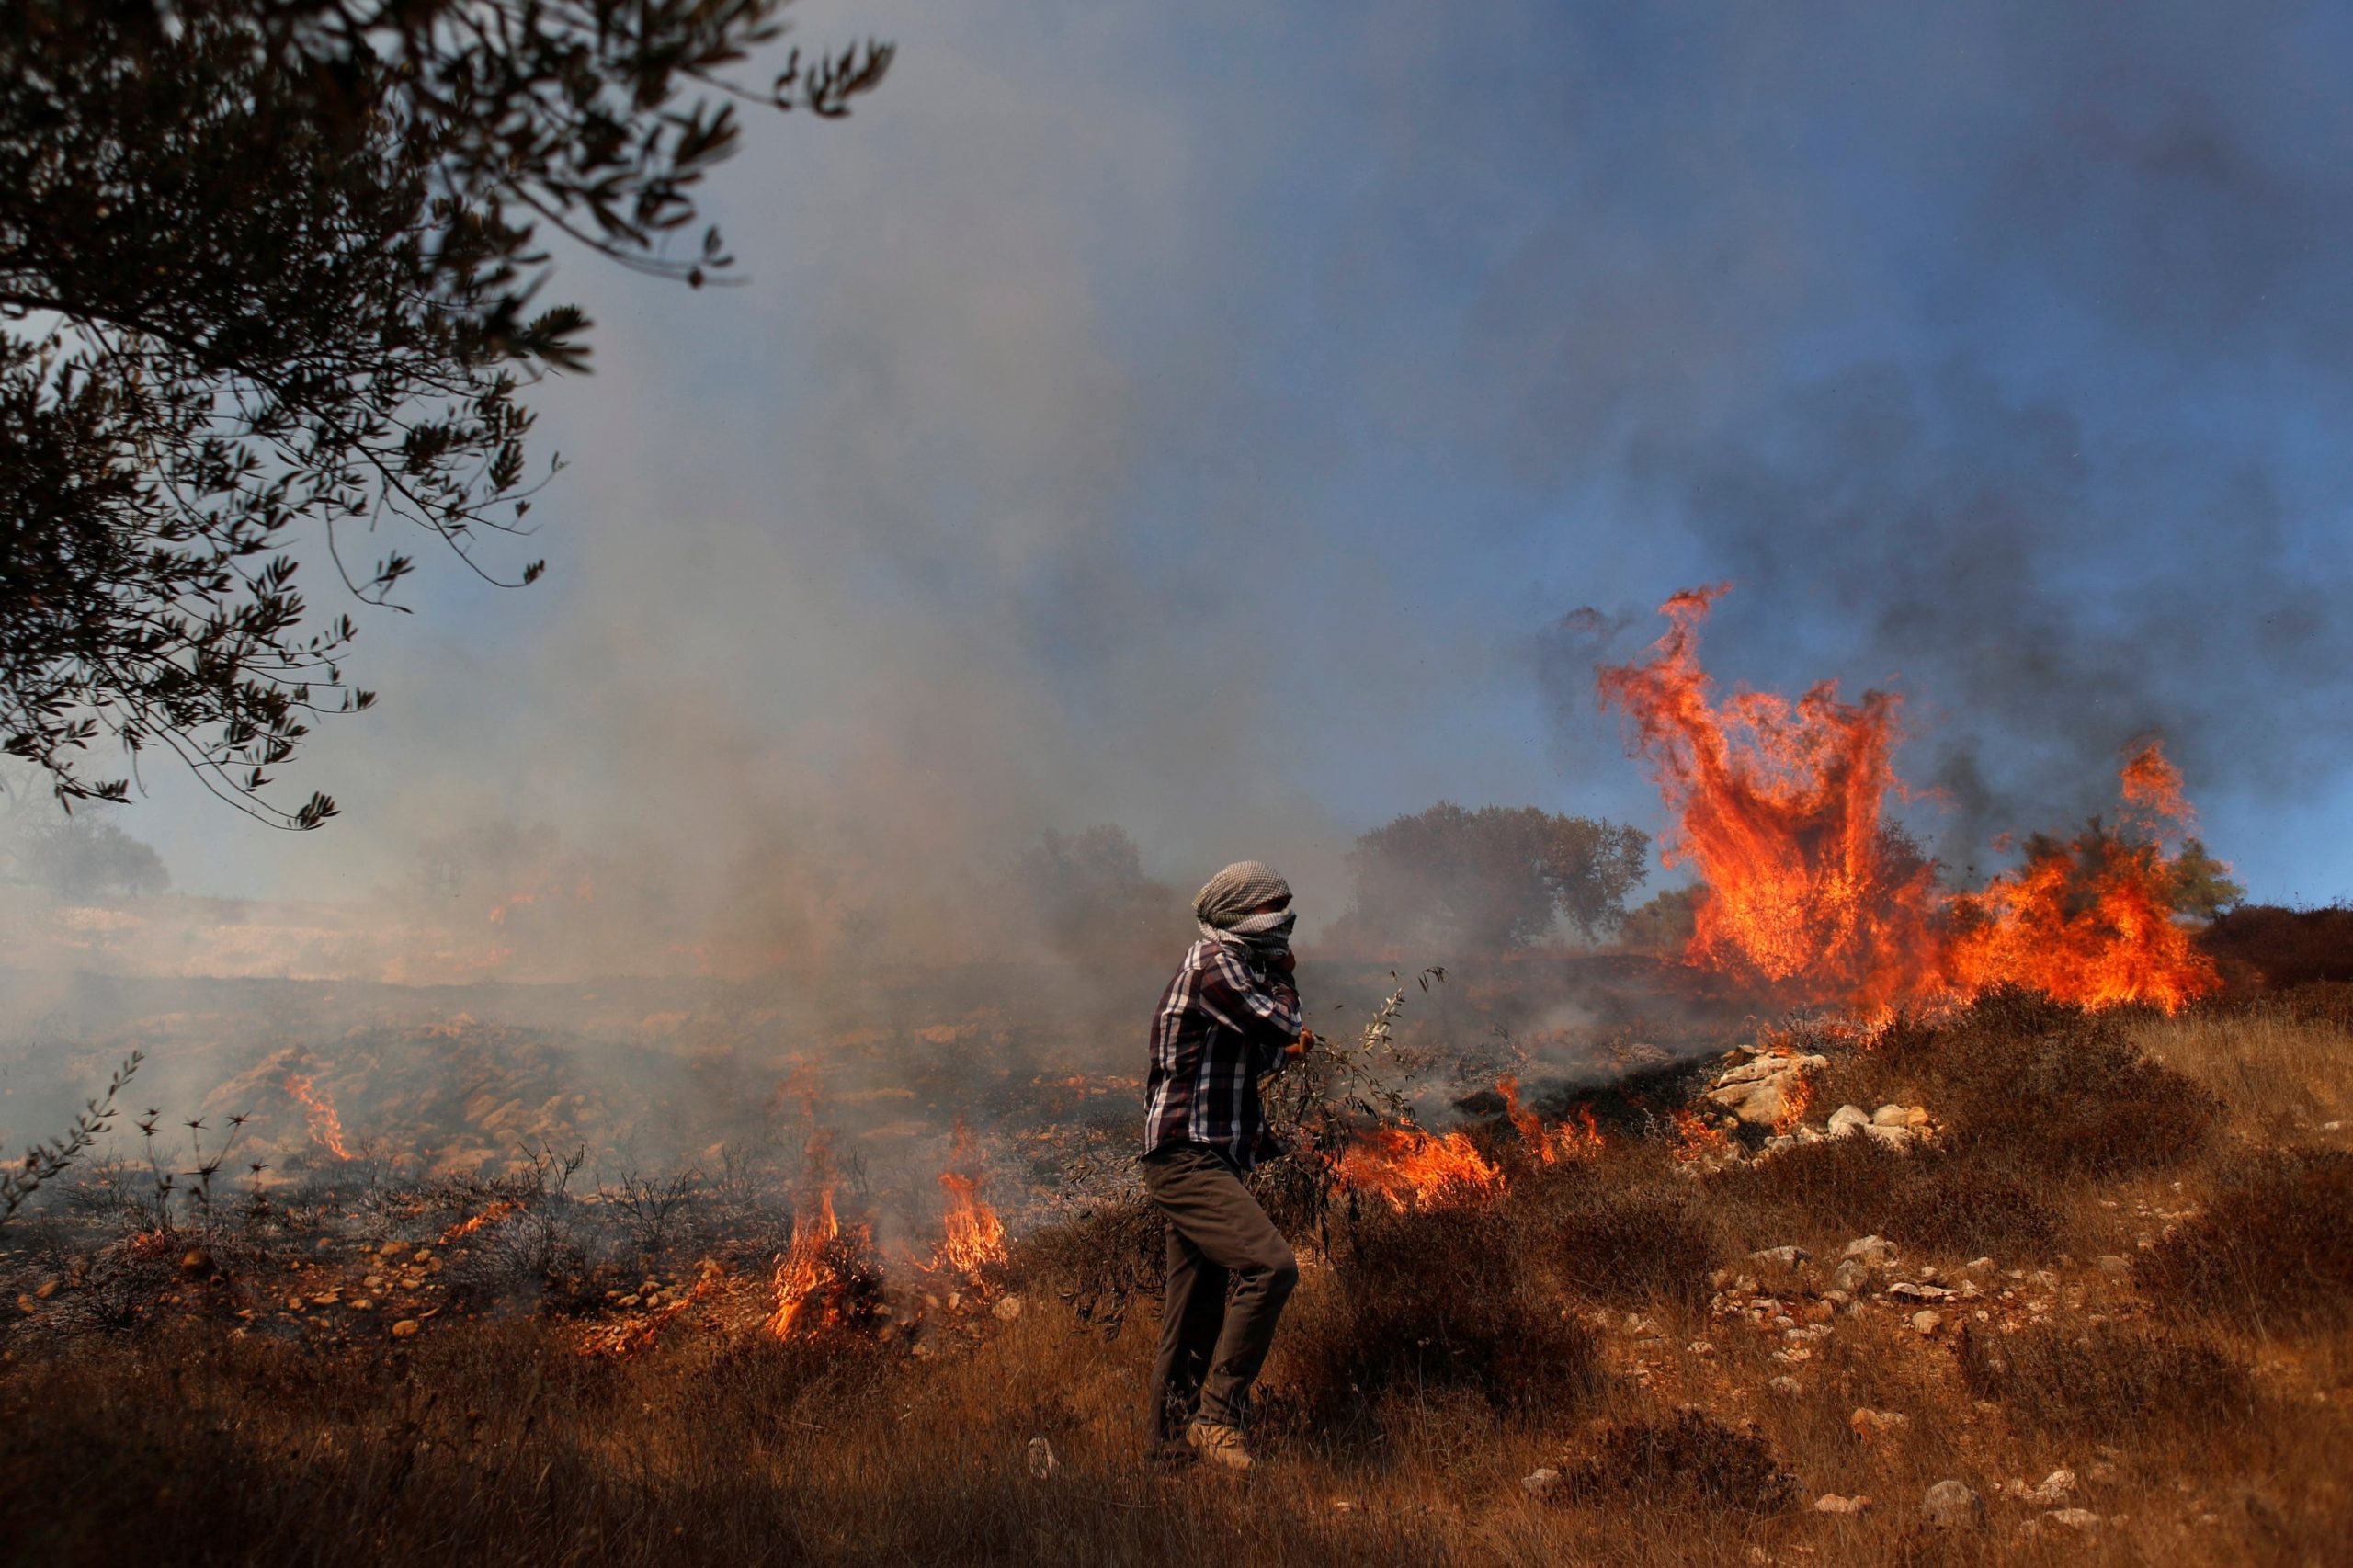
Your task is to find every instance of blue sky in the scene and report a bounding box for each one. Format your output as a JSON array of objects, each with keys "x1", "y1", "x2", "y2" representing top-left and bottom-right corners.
[{"x1": 118, "y1": 0, "x2": 2353, "y2": 953}]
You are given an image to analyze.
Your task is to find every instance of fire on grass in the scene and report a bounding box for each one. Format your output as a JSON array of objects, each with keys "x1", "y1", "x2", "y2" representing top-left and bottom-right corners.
[
  {"x1": 282, "y1": 1073, "x2": 353, "y2": 1161},
  {"x1": 1598, "y1": 585, "x2": 2225, "y2": 1017}
]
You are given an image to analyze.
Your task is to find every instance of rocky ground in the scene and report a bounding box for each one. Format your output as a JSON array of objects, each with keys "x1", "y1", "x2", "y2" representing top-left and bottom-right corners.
[{"x1": 0, "y1": 980, "x2": 2347, "y2": 1566}]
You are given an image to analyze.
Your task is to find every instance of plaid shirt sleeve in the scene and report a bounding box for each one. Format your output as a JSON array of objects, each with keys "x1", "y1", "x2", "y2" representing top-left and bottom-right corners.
[{"x1": 1142, "y1": 939, "x2": 1302, "y2": 1169}]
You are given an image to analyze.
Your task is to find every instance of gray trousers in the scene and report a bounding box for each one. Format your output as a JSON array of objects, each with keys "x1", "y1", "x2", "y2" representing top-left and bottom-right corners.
[{"x1": 1142, "y1": 1142, "x2": 1300, "y2": 1443}]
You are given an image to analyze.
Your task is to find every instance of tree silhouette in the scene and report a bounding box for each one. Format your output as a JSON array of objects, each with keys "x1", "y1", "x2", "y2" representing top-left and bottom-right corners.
[{"x1": 0, "y1": 1, "x2": 889, "y2": 826}]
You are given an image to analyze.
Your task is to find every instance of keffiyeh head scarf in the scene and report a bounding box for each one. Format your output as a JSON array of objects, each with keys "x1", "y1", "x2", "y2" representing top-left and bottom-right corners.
[{"x1": 1194, "y1": 860, "x2": 1296, "y2": 957}]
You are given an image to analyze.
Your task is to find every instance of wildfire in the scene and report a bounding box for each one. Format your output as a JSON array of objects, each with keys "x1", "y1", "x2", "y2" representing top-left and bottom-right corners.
[
  {"x1": 1600, "y1": 590, "x2": 2224, "y2": 1016},
  {"x1": 282, "y1": 1073, "x2": 353, "y2": 1161},
  {"x1": 764, "y1": 1131, "x2": 879, "y2": 1340},
  {"x1": 1335, "y1": 1125, "x2": 1506, "y2": 1210},
  {"x1": 1498, "y1": 1076, "x2": 1605, "y2": 1163},
  {"x1": 438, "y1": 1199, "x2": 522, "y2": 1245},
  {"x1": 578, "y1": 1261, "x2": 727, "y2": 1358},
  {"x1": 1669, "y1": 1108, "x2": 1733, "y2": 1164},
  {"x1": 927, "y1": 1121, "x2": 1007, "y2": 1274},
  {"x1": 1944, "y1": 742, "x2": 2220, "y2": 1012}
]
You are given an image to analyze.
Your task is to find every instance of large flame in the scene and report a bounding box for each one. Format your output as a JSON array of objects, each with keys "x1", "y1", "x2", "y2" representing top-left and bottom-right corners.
[
  {"x1": 1600, "y1": 589, "x2": 2223, "y2": 1016},
  {"x1": 282, "y1": 1073, "x2": 353, "y2": 1161},
  {"x1": 1945, "y1": 744, "x2": 2220, "y2": 1011},
  {"x1": 1335, "y1": 1125, "x2": 1506, "y2": 1210},
  {"x1": 927, "y1": 1121, "x2": 1007, "y2": 1274}
]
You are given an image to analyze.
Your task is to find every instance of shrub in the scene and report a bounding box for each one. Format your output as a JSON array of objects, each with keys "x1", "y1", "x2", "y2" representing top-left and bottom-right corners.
[
  {"x1": 1848, "y1": 988, "x2": 2220, "y2": 1181},
  {"x1": 1707, "y1": 1138, "x2": 2060, "y2": 1258},
  {"x1": 1957, "y1": 1321, "x2": 2252, "y2": 1437},
  {"x1": 2198, "y1": 904, "x2": 2353, "y2": 991},
  {"x1": 1549, "y1": 1182, "x2": 1724, "y2": 1307},
  {"x1": 1563, "y1": 1408, "x2": 1797, "y2": 1514},
  {"x1": 2136, "y1": 1149, "x2": 2353, "y2": 1329},
  {"x1": 1271, "y1": 1206, "x2": 1597, "y2": 1423}
]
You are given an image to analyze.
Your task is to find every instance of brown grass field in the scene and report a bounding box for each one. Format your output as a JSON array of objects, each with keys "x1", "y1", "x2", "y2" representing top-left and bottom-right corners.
[{"x1": 2, "y1": 978, "x2": 2349, "y2": 1566}]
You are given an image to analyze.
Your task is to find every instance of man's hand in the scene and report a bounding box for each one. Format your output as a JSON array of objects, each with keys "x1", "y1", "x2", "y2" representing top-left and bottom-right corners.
[{"x1": 1285, "y1": 1027, "x2": 1315, "y2": 1060}]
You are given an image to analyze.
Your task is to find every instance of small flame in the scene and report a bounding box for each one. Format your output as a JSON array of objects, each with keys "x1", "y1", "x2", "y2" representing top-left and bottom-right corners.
[
  {"x1": 1498, "y1": 1076, "x2": 1605, "y2": 1164},
  {"x1": 282, "y1": 1073, "x2": 353, "y2": 1161},
  {"x1": 578, "y1": 1262, "x2": 727, "y2": 1358},
  {"x1": 927, "y1": 1121, "x2": 1007, "y2": 1274},
  {"x1": 1669, "y1": 1108, "x2": 1733, "y2": 1165},
  {"x1": 438, "y1": 1199, "x2": 522, "y2": 1245},
  {"x1": 1335, "y1": 1125, "x2": 1506, "y2": 1210},
  {"x1": 767, "y1": 1183, "x2": 843, "y2": 1339}
]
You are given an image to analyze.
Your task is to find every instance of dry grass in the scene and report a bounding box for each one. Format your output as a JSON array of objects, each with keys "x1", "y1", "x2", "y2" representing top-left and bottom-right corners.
[{"x1": 5, "y1": 988, "x2": 2353, "y2": 1565}]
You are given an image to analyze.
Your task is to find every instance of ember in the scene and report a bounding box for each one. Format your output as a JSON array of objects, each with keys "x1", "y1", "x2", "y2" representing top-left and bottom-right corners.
[
  {"x1": 1335, "y1": 1125, "x2": 1506, "y2": 1210},
  {"x1": 282, "y1": 1073, "x2": 354, "y2": 1161},
  {"x1": 438, "y1": 1199, "x2": 523, "y2": 1245}
]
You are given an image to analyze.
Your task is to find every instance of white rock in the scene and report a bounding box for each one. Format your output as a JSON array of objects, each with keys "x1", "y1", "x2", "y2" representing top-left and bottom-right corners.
[
  {"x1": 1911, "y1": 1310, "x2": 1944, "y2": 1335},
  {"x1": 1862, "y1": 1123, "x2": 1915, "y2": 1152},
  {"x1": 1027, "y1": 1437, "x2": 1058, "y2": 1480},
  {"x1": 2026, "y1": 1468, "x2": 2079, "y2": 1505},
  {"x1": 1522, "y1": 1467, "x2": 1562, "y2": 1499},
  {"x1": 993, "y1": 1294, "x2": 1026, "y2": 1322},
  {"x1": 1828, "y1": 1105, "x2": 1871, "y2": 1138},
  {"x1": 1871, "y1": 1104, "x2": 1911, "y2": 1127},
  {"x1": 1842, "y1": 1235, "x2": 1897, "y2": 1267},
  {"x1": 2044, "y1": 1508, "x2": 2100, "y2": 1530},
  {"x1": 1814, "y1": 1494, "x2": 1874, "y2": 1515},
  {"x1": 1921, "y1": 1480, "x2": 1985, "y2": 1529},
  {"x1": 1750, "y1": 1245, "x2": 1811, "y2": 1268}
]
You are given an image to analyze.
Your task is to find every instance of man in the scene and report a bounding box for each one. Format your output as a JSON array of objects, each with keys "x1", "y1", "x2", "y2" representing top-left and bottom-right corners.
[{"x1": 1141, "y1": 859, "x2": 1315, "y2": 1472}]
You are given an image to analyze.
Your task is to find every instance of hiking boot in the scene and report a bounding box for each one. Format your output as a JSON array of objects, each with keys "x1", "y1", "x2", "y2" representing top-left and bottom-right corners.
[{"x1": 1185, "y1": 1419, "x2": 1254, "y2": 1473}]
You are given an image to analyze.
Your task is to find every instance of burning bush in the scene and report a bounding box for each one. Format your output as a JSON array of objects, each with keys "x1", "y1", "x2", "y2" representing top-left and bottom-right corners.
[
  {"x1": 1561, "y1": 1408, "x2": 1798, "y2": 1515},
  {"x1": 1957, "y1": 1320, "x2": 2252, "y2": 1437},
  {"x1": 1270, "y1": 1205, "x2": 1597, "y2": 1425},
  {"x1": 2136, "y1": 1149, "x2": 2353, "y2": 1330}
]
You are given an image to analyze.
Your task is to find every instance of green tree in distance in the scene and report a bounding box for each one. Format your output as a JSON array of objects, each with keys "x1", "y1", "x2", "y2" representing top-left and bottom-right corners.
[
  {"x1": 1, "y1": 1, "x2": 890, "y2": 828},
  {"x1": 1340, "y1": 802, "x2": 1650, "y2": 954}
]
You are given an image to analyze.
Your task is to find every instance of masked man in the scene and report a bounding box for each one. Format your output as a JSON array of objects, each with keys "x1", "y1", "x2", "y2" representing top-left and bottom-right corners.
[{"x1": 1140, "y1": 860, "x2": 1314, "y2": 1471}]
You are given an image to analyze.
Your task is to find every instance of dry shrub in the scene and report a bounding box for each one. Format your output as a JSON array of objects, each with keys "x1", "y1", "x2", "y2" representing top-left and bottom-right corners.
[
  {"x1": 1856, "y1": 987, "x2": 2220, "y2": 1181},
  {"x1": 1707, "y1": 1137, "x2": 2060, "y2": 1258},
  {"x1": 2136, "y1": 1149, "x2": 2353, "y2": 1329},
  {"x1": 1547, "y1": 1180, "x2": 1724, "y2": 1307},
  {"x1": 1563, "y1": 1408, "x2": 1797, "y2": 1515},
  {"x1": 1012, "y1": 1193, "x2": 1165, "y2": 1338},
  {"x1": 1272, "y1": 1205, "x2": 1598, "y2": 1423},
  {"x1": 2198, "y1": 903, "x2": 2353, "y2": 991},
  {"x1": 2128, "y1": 1003, "x2": 2353, "y2": 1138},
  {"x1": 1957, "y1": 1320, "x2": 2253, "y2": 1437}
]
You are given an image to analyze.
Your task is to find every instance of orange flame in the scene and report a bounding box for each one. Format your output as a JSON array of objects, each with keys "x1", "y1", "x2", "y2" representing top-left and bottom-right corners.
[
  {"x1": 1670, "y1": 1108, "x2": 1733, "y2": 1164},
  {"x1": 1498, "y1": 1077, "x2": 1606, "y2": 1164},
  {"x1": 438, "y1": 1199, "x2": 522, "y2": 1245},
  {"x1": 578, "y1": 1262, "x2": 727, "y2": 1358},
  {"x1": 1597, "y1": 586, "x2": 1941, "y2": 1012},
  {"x1": 1944, "y1": 744, "x2": 2219, "y2": 1012},
  {"x1": 1770, "y1": 1068, "x2": 1814, "y2": 1137},
  {"x1": 1335, "y1": 1125, "x2": 1506, "y2": 1210},
  {"x1": 282, "y1": 1073, "x2": 353, "y2": 1161},
  {"x1": 767, "y1": 1182, "x2": 843, "y2": 1340},
  {"x1": 927, "y1": 1122, "x2": 1007, "y2": 1274},
  {"x1": 1601, "y1": 590, "x2": 2223, "y2": 1017}
]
